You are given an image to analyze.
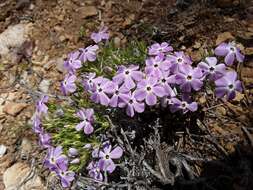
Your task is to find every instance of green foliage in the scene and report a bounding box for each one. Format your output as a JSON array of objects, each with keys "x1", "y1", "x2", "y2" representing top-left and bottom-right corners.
[
  {"x1": 80, "y1": 40, "x2": 147, "y2": 77},
  {"x1": 40, "y1": 40, "x2": 147, "y2": 172}
]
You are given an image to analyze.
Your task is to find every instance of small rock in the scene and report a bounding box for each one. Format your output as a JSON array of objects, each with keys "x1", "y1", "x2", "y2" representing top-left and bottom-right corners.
[
  {"x1": 216, "y1": 106, "x2": 227, "y2": 116},
  {"x1": 78, "y1": 6, "x2": 98, "y2": 18},
  {"x1": 193, "y1": 41, "x2": 201, "y2": 49},
  {"x1": 3, "y1": 162, "x2": 46, "y2": 190},
  {"x1": 0, "y1": 144, "x2": 7, "y2": 157},
  {"x1": 39, "y1": 79, "x2": 50, "y2": 93},
  {"x1": 216, "y1": 32, "x2": 234, "y2": 45},
  {"x1": 233, "y1": 92, "x2": 244, "y2": 102},
  {"x1": 3, "y1": 102, "x2": 27, "y2": 116},
  {"x1": 198, "y1": 96, "x2": 206, "y2": 104},
  {"x1": 114, "y1": 37, "x2": 121, "y2": 48},
  {"x1": 245, "y1": 47, "x2": 253, "y2": 55},
  {"x1": 20, "y1": 138, "x2": 33, "y2": 160}
]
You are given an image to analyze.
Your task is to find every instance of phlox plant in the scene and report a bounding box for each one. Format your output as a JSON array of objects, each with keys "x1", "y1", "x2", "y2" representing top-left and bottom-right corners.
[{"x1": 31, "y1": 26, "x2": 244, "y2": 188}]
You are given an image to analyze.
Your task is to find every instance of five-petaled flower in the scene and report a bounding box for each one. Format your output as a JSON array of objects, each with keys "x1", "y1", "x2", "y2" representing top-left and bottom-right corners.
[
  {"x1": 175, "y1": 65, "x2": 203, "y2": 92},
  {"x1": 113, "y1": 65, "x2": 143, "y2": 90},
  {"x1": 91, "y1": 26, "x2": 110, "y2": 43},
  {"x1": 148, "y1": 42, "x2": 173, "y2": 56},
  {"x1": 119, "y1": 92, "x2": 145, "y2": 117},
  {"x1": 61, "y1": 74, "x2": 77, "y2": 95},
  {"x1": 79, "y1": 45, "x2": 99, "y2": 63},
  {"x1": 93, "y1": 143, "x2": 123, "y2": 173},
  {"x1": 214, "y1": 42, "x2": 244, "y2": 65},
  {"x1": 167, "y1": 51, "x2": 192, "y2": 73},
  {"x1": 87, "y1": 161, "x2": 104, "y2": 181},
  {"x1": 64, "y1": 51, "x2": 82, "y2": 73},
  {"x1": 170, "y1": 97, "x2": 198, "y2": 114},
  {"x1": 198, "y1": 57, "x2": 226, "y2": 80},
  {"x1": 76, "y1": 108, "x2": 95, "y2": 135},
  {"x1": 215, "y1": 71, "x2": 242, "y2": 100},
  {"x1": 135, "y1": 77, "x2": 166, "y2": 106},
  {"x1": 145, "y1": 54, "x2": 170, "y2": 78}
]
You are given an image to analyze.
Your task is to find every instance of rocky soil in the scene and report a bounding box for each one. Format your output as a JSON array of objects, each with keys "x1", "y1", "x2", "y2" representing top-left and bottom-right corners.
[{"x1": 0, "y1": 0, "x2": 253, "y2": 189}]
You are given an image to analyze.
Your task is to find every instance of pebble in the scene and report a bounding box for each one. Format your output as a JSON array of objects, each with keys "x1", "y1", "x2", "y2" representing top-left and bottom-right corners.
[
  {"x1": 0, "y1": 144, "x2": 7, "y2": 157},
  {"x1": 39, "y1": 79, "x2": 51, "y2": 93}
]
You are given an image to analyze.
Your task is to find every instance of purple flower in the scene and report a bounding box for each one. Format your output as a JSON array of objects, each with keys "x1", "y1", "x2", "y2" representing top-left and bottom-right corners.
[
  {"x1": 44, "y1": 146, "x2": 68, "y2": 170},
  {"x1": 39, "y1": 132, "x2": 51, "y2": 148},
  {"x1": 91, "y1": 26, "x2": 109, "y2": 43},
  {"x1": 175, "y1": 65, "x2": 203, "y2": 92},
  {"x1": 214, "y1": 42, "x2": 244, "y2": 65},
  {"x1": 68, "y1": 148, "x2": 78, "y2": 157},
  {"x1": 94, "y1": 144, "x2": 123, "y2": 173},
  {"x1": 198, "y1": 57, "x2": 226, "y2": 80},
  {"x1": 63, "y1": 51, "x2": 82, "y2": 73},
  {"x1": 75, "y1": 108, "x2": 94, "y2": 135},
  {"x1": 167, "y1": 51, "x2": 192, "y2": 73},
  {"x1": 90, "y1": 79, "x2": 115, "y2": 106},
  {"x1": 113, "y1": 65, "x2": 143, "y2": 89},
  {"x1": 148, "y1": 42, "x2": 173, "y2": 56},
  {"x1": 61, "y1": 74, "x2": 77, "y2": 95},
  {"x1": 83, "y1": 73, "x2": 97, "y2": 92},
  {"x1": 170, "y1": 97, "x2": 198, "y2": 114},
  {"x1": 109, "y1": 82, "x2": 129, "y2": 107},
  {"x1": 135, "y1": 77, "x2": 166, "y2": 106},
  {"x1": 158, "y1": 71, "x2": 177, "y2": 97},
  {"x1": 118, "y1": 92, "x2": 145, "y2": 117},
  {"x1": 87, "y1": 161, "x2": 103, "y2": 181},
  {"x1": 215, "y1": 71, "x2": 242, "y2": 100},
  {"x1": 36, "y1": 95, "x2": 48, "y2": 115},
  {"x1": 32, "y1": 115, "x2": 42, "y2": 134},
  {"x1": 56, "y1": 162, "x2": 75, "y2": 188},
  {"x1": 79, "y1": 45, "x2": 99, "y2": 63},
  {"x1": 145, "y1": 54, "x2": 170, "y2": 78}
]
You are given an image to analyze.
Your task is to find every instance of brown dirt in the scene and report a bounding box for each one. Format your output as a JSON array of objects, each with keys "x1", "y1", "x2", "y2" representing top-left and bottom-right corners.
[{"x1": 0, "y1": 0, "x2": 253, "y2": 189}]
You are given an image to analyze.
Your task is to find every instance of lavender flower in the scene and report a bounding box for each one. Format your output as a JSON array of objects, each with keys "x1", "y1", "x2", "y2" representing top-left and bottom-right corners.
[
  {"x1": 135, "y1": 77, "x2": 166, "y2": 106},
  {"x1": 91, "y1": 26, "x2": 109, "y2": 43},
  {"x1": 158, "y1": 71, "x2": 177, "y2": 97},
  {"x1": 215, "y1": 71, "x2": 242, "y2": 100},
  {"x1": 198, "y1": 57, "x2": 226, "y2": 80},
  {"x1": 118, "y1": 92, "x2": 145, "y2": 117},
  {"x1": 90, "y1": 79, "x2": 115, "y2": 106},
  {"x1": 167, "y1": 51, "x2": 192, "y2": 73},
  {"x1": 76, "y1": 108, "x2": 94, "y2": 135},
  {"x1": 109, "y1": 82, "x2": 129, "y2": 107},
  {"x1": 113, "y1": 65, "x2": 143, "y2": 90},
  {"x1": 79, "y1": 45, "x2": 99, "y2": 63},
  {"x1": 214, "y1": 42, "x2": 244, "y2": 65},
  {"x1": 56, "y1": 162, "x2": 75, "y2": 188},
  {"x1": 175, "y1": 65, "x2": 203, "y2": 92},
  {"x1": 39, "y1": 132, "x2": 51, "y2": 148},
  {"x1": 83, "y1": 73, "x2": 97, "y2": 92},
  {"x1": 87, "y1": 161, "x2": 103, "y2": 181},
  {"x1": 36, "y1": 95, "x2": 48, "y2": 114},
  {"x1": 94, "y1": 144, "x2": 123, "y2": 173},
  {"x1": 44, "y1": 146, "x2": 68, "y2": 170},
  {"x1": 63, "y1": 51, "x2": 82, "y2": 73},
  {"x1": 170, "y1": 97, "x2": 198, "y2": 114},
  {"x1": 32, "y1": 115, "x2": 42, "y2": 134},
  {"x1": 148, "y1": 42, "x2": 173, "y2": 56},
  {"x1": 145, "y1": 54, "x2": 170, "y2": 78},
  {"x1": 61, "y1": 74, "x2": 77, "y2": 95}
]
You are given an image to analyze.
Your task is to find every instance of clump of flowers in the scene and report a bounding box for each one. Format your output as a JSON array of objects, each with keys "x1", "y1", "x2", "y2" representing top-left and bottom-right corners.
[{"x1": 32, "y1": 25, "x2": 245, "y2": 188}]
